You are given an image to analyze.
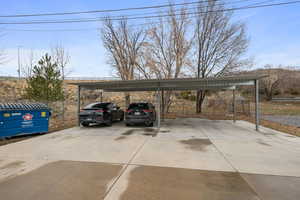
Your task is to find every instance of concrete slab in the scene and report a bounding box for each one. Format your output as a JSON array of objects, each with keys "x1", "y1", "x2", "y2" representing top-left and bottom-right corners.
[
  {"x1": 0, "y1": 160, "x2": 123, "y2": 200},
  {"x1": 212, "y1": 138, "x2": 300, "y2": 176},
  {"x1": 106, "y1": 165, "x2": 260, "y2": 200},
  {"x1": 0, "y1": 127, "x2": 147, "y2": 164},
  {"x1": 1, "y1": 118, "x2": 300, "y2": 200},
  {"x1": 194, "y1": 120, "x2": 300, "y2": 177},
  {"x1": 158, "y1": 118, "x2": 208, "y2": 140},
  {"x1": 242, "y1": 173, "x2": 300, "y2": 200},
  {"x1": 132, "y1": 137, "x2": 234, "y2": 171}
]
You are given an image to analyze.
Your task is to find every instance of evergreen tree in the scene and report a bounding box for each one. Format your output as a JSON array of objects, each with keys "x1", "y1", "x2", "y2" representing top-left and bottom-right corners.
[{"x1": 25, "y1": 53, "x2": 64, "y2": 104}]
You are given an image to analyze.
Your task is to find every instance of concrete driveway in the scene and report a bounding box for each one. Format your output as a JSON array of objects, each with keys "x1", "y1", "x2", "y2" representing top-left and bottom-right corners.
[{"x1": 0, "y1": 119, "x2": 300, "y2": 200}]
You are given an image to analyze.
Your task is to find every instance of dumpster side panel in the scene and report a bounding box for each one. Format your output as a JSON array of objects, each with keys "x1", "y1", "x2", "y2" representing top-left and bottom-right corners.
[
  {"x1": 0, "y1": 103, "x2": 50, "y2": 139},
  {"x1": 21, "y1": 109, "x2": 49, "y2": 135},
  {"x1": 0, "y1": 110, "x2": 23, "y2": 138}
]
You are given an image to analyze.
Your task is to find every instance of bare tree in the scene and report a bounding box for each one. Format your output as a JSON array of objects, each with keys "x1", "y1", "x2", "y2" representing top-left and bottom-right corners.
[
  {"x1": 101, "y1": 18, "x2": 146, "y2": 106},
  {"x1": 192, "y1": 0, "x2": 249, "y2": 113},
  {"x1": 51, "y1": 45, "x2": 71, "y2": 125},
  {"x1": 139, "y1": 5, "x2": 192, "y2": 112},
  {"x1": 21, "y1": 50, "x2": 35, "y2": 78},
  {"x1": 260, "y1": 65, "x2": 285, "y2": 101},
  {"x1": 51, "y1": 45, "x2": 71, "y2": 80}
]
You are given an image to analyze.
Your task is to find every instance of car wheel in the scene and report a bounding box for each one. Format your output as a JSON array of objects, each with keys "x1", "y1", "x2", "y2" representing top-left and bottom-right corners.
[
  {"x1": 145, "y1": 121, "x2": 154, "y2": 127},
  {"x1": 81, "y1": 122, "x2": 90, "y2": 127},
  {"x1": 120, "y1": 114, "x2": 124, "y2": 121},
  {"x1": 126, "y1": 123, "x2": 130, "y2": 127}
]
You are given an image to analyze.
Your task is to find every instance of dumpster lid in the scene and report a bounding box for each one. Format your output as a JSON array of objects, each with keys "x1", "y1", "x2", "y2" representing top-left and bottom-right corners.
[{"x1": 0, "y1": 103, "x2": 48, "y2": 111}]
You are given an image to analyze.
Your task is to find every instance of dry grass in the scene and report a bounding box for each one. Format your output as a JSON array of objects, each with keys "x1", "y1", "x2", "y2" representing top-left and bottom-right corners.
[
  {"x1": 240, "y1": 116, "x2": 300, "y2": 137},
  {"x1": 252, "y1": 101, "x2": 300, "y2": 115}
]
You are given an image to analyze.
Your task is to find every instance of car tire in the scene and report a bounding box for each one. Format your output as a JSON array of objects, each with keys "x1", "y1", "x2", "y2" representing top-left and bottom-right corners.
[
  {"x1": 145, "y1": 121, "x2": 154, "y2": 127},
  {"x1": 126, "y1": 123, "x2": 130, "y2": 127},
  {"x1": 120, "y1": 114, "x2": 124, "y2": 121},
  {"x1": 81, "y1": 122, "x2": 90, "y2": 127}
]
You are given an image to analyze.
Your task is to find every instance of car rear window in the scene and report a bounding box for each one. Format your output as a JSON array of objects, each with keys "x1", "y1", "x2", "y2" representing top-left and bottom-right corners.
[
  {"x1": 84, "y1": 103, "x2": 110, "y2": 109},
  {"x1": 128, "y1": 103, "x2": 149, "y2": 110}
]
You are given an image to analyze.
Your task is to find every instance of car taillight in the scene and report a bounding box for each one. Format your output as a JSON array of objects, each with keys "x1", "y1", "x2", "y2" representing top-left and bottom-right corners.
[
  {"x1": 95, "y1": 109, "x2": 104, "y2": 113},
  {"x1": 143, "y1": 109, "x2": 152, "y2": 113},
  {"x1": 126, "y1": 109, "x2": 133, "y2": 113}
]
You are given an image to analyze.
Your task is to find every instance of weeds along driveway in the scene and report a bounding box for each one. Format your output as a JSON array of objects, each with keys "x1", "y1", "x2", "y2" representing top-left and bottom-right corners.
[{"x1": 0, "y1": 119, "x2": 300, "y2": 200}]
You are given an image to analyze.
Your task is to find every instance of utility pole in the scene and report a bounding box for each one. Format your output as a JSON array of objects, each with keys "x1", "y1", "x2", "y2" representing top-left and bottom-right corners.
[{"x1": 17, "y1": 46, "x2": 22, "y2": 79}]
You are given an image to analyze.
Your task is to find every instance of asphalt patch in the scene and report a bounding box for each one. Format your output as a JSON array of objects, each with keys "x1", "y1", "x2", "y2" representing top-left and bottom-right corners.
[
  {"x1": 0, "y1": 161, "x2": 24, "y2": 170},
  {"x1": 180, "y1": 138, "x2": 212, "y2": 152},
  {"x1": 0, "y1": 160, "x2": 122, "y2": 200},
  {"x1": 120, "y1": 166, "x2": 260, "y2": 200}
]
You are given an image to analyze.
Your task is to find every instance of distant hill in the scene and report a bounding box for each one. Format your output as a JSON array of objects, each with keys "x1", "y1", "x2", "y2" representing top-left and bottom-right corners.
[{"x1": 239, "y1": 68, "x2": 300, "y2": 97}]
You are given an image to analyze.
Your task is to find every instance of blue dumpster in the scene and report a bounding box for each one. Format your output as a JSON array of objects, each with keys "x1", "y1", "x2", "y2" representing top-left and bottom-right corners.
[{"x1": 0, "y1": 103, "x2": 51, "y2": 139}]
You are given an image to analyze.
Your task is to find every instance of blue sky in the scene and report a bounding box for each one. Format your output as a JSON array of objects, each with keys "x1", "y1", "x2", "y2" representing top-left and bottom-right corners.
[{"x1": 0, "y1": 0, "x2": 300, "y2": 77}]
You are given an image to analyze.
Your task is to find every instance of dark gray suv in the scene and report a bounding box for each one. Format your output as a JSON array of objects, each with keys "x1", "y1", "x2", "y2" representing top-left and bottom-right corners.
[
  {"x1": 125, "y1": 102, "x2": 156, "y2": 127},
  {"x1": 79, "y1": 102, "x2": 124, "y2": 127}
]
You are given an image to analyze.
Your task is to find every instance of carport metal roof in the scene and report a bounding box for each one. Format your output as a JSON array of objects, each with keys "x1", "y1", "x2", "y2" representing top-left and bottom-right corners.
[
  {"x1": 70, "y1": 75, "x2": 267, "y2": 92},
  {"x1": 71, "y1": 75, "x2": 266, "y2": 131}
]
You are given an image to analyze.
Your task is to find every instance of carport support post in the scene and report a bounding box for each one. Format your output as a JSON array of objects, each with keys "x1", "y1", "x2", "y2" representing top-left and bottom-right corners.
[
  {"x1": 255, "y1": 80, "x2": 260, "y2": 131},
  {"x1": 77, "y1": 86, "x2": 81, "y2": 126},
  {"x1": 161, "y1": 89, "x2": 165, "y2": 122},
  {"x1": 233, "y1": 89, "x2": 236, "y2": 123},
  {"x1": 156, "y1": 90, "x2": 161, "y2": 129}
]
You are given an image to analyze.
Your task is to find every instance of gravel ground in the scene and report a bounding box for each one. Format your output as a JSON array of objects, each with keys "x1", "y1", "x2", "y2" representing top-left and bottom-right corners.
[{"x1": 262, "y1": 115, "x2": 300, "y2": 128}]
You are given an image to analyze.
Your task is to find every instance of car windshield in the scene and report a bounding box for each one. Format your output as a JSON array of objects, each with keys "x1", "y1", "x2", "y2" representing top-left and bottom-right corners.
[
  {"x1": 128, "y1": 103, "x2": 149, "y2": 110},
  {"x1": 84, "y1": 103, "x2": 110, "y2": 109}
]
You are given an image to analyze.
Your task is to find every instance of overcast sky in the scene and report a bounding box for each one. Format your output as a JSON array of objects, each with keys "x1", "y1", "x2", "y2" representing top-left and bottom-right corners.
[{"x1": 0, "y1": 0, "x2": 299, "y2": 77}]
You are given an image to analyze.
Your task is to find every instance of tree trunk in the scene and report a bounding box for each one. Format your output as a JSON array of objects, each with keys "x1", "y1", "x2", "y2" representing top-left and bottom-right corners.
[
  {"x1": 196, "y1": 90, "x2": 206, "y2": 113},
  {"x1": 163, "y1": 91, "x2": 173, "y2": 113},
  {"x1": 265, "y1": 88, "x2": 272, "y2": 101}
]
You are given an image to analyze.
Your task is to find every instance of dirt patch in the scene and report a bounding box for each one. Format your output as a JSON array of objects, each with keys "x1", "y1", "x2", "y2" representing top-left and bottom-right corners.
[
  {"x1": 120, "y1": 166, "x2": 259, "y2": 200},
  {"x1": 180, "y1": 139, "x2": 212, "y2": 152},
  {"x1": 0, "y1": 161, "x2": 25, "y2": 170},
  {"x1": 115, "y1": 136, "x2": 127, "y2": 141},
  {"x1": 0, "y1": 160, "x2": 122, "y2": 200}
]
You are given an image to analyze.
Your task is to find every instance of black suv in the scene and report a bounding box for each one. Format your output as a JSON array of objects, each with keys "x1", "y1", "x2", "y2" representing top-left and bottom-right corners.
[
  {"x1": 125, "y1": 102, "x2": 156, "y2": 127},
  {"x1": 79, "y1": 102, "x2": 124, "y2": 127}
]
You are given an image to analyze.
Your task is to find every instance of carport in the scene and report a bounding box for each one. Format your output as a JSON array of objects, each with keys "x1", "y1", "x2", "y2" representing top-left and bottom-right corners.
[{"x1": 71, "y1": 75, "x2": 266, "y2": 131}]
